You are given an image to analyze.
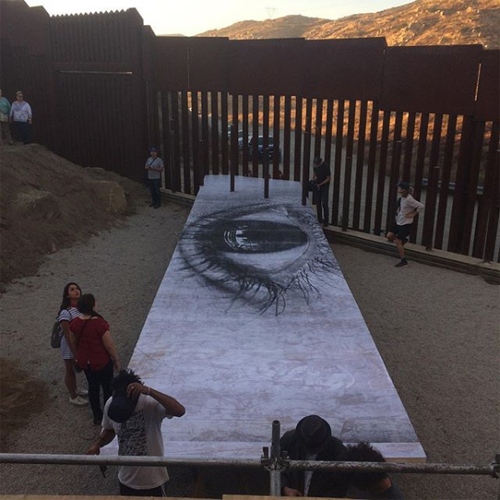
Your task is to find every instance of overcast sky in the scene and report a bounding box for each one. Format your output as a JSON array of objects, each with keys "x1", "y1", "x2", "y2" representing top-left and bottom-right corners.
[{"x1": 26, "y1": 0, "x2": 413, "y2": 36}]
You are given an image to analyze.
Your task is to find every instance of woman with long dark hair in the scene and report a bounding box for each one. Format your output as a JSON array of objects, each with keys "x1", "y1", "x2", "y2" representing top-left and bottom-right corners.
[
  {"x1": 57, "y1": 282, "x2": 88, "y2": 406},
  {"x1": 70, "y1": 294, "x2": 121, "y2": 424}
]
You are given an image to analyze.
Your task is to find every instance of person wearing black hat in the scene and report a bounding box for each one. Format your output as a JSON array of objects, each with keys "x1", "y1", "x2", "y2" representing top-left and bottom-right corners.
[
  {"x1": 280, "y1": 415, "x2": 349, "y2": 497},
  {"x1": 145, "y1": 147, "x2": 164, "y2": 209},
  {"x1": 86, "y1": 369, "x2": 185, "y2": 497},
  {"x1": 386, "y1": 182, "x2": 424, "y2": 268},
  {"x1": 312, "y1": 157, "x2": 331, "y2": 228}
]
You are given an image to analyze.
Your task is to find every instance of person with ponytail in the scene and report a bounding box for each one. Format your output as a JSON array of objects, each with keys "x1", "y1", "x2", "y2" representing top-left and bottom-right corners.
[
  {"x1": 70, "y1": 294, "x2": 121, "y2": 424},
  {"x1": 57, "y1": 282, "x2": 88, "y2": 406}
]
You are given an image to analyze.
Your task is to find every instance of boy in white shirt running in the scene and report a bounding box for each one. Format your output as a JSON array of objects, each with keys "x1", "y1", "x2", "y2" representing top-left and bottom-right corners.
[{"x1": 386, "y1": 182, "x2": 424, "y2": 268}]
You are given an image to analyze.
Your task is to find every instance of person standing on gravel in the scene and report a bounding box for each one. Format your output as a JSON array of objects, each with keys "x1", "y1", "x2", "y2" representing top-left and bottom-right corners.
[
  {"x1": 87, "y1": 369, "x2": 185, "y2": 497},
  {"x1": 312, "y1": 157, "x2": 331, "y2": 228},
  {"x1": 57, "y1": 282, "x2": 88, "y2": 407},
  {"x1": 145, "y1": 147, "x2": 164, "y2": 209},
  {"x1": 9, "y1": 90, "x2": 32, "y2": 144},
  {"x1": 386, "y1": 182, "x2": 424, "y2": 268},
  {"x1": 0, "y1": 89, "x2": 13, "y2": 145}
]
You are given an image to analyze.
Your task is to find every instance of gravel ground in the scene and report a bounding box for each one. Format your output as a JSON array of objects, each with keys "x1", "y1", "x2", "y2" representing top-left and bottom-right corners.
[{"x1": 0, "y1": 198, "x2": 498, "y2": 499}]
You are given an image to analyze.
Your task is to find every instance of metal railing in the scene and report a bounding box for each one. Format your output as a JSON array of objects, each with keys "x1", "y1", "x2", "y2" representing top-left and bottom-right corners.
[{"x1": 1, "y1": 421, "x2": 498, "y2": 496}]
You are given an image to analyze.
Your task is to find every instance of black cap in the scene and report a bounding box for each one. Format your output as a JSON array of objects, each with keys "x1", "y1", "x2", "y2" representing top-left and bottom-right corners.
[
  {"x1": 397, "y1": 181, "x2": 410, "y2": 190},
  {"x1": 313, "y1": 157, "x2": 323, "y2": 166},
  {"x1": 107, "y1": 395, "x2": 137, "y2": 423},
  {"x1": 296, "y1": 415, "x2": 332, "y2": 450}
]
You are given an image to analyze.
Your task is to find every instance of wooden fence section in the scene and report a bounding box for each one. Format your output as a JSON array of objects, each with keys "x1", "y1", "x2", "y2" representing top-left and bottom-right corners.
[{"x1": 1, "y1": 0, "x2": 498, "y2": 260}]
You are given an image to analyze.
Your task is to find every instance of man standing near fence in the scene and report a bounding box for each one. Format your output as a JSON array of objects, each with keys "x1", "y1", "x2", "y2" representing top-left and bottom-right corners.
[
  {"x1": 312, "y1": 157, "x2": 331, "y2": 228},
  {"x1": 386, "y1": 182, "x2": 424, "y2": 268},
  {"x1": 86, "y1": 369, "x2": 185, "y2": 497},
  {"x1": 145, "y1": 147, "x2": 164, "y2": 209}
]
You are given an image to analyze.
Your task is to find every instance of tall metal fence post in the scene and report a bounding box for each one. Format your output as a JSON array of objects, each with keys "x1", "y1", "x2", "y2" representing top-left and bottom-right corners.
[
  {"x1": 230, "y1": 124, "x2": 236, "y2": 192},
  {"x1": 269, "y1": 420, "x2": 281, "y2": 495},
  {"x1": 424, "y1": 166, "x2": 441, "y2": 251},
  {"x1": 264, "y1": 148, "x2": 270, "y2": 199}
]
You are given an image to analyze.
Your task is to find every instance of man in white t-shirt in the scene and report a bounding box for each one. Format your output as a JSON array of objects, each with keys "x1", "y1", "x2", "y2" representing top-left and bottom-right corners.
[{"x1": 86, "y1": 369, "x2": 185, "y2": 497}]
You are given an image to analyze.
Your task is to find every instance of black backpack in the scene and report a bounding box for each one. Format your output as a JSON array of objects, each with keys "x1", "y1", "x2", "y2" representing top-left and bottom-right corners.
[{"x1": 51, "y1": 320, "x2": 63, "y2": 348}]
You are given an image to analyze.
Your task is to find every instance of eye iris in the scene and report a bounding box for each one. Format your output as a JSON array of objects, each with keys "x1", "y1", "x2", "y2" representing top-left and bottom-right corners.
[{"x1": 218, "y1": 220, "x2": 308, "y2": 253}]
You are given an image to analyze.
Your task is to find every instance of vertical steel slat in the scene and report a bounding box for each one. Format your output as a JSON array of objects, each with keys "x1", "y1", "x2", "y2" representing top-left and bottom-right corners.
[
  {"x1": 181, "y1": 90, "x2": 191, "y2": 194},
  {"x1": 447, "y1": 116, "x2": 474, "y2": 252},
  {"x1": 314, "y1": 98, "x2": 323, "y2": 159},
  {"x1": 373, "y1": 110, "x2": 391, "y2": 235},
  {"x1": 423, "y1": 166, "x2": 441, "y2": 251},
  {"x1": 273, "y1": 95, "x2": 281, "y2": 178},
  {"x1": 230, "y1": 124, "x2": 236, "y2": 192},
  {"x1": 386, "y1": 112, "x2": 404, "y2": 231},
  {"x1": 434, "y1": 115, "x2": 458, "y2": 249},
  {"x1": 252, "y1": 95, "x2": 260, "y2": 177},
  {"x1": 171, "y1": 91, "x2": 181, "y2": 192},
  {"x1": 283, "y1": 95, "x2": 292, "y2": 180},
  {"x1": 201, "y1": 91, "x2": 210, "y2": 176},
  {"x1": 302, "y1": 98, "x2": 313, "y2": 205},
  {"x1": 262, "y1": 95, "x2": 270, "y2": 178},
  {"x1": 410, "y1": 113, "x2": 430, "y2": 243},
  {"x1": 211, "y1": 91, "x2": 220, "y2": 175},
  {"x1": 484, "y1": 148, "x2": 500, "y2": 262},
  {"x1": 342, "y1": 100, "x2": 357, "y2": 231},
  {"x1": 363, "y1": 101, "x2": 380, "y2": 233},
  {"x1": 242, "y1": 95, "x2": 249, "y2": 175},
  {"x1": 402, "y1": 112, "x2": 416, "y2": 181},
  {"x1": 460, "y1": 120, "x2": 486, "y2": 255},
  {"x1": 332, "y1": 100, "x2": 345, "y2": 227},
  {"x1": 220, "y1": 91, "x2": 229, "y2": 175},
  {"x1": 324, "y1": 99, "x2": 334, "y2": 168},
  {"x1": 293, "y1": 96, "x2": 303, "y2": 182},
  {"x1": 231, "y1": 94, "x2": 239, "y2": 177},
  {"x1": 474, "y1": 123, "x2": 499, "y2": 258},
  {"x1": 353, "y1": 100, "x2": 368, "y2": 231},
  {"x1": 190, "y1": 91, "x2": 202, "y2": 192},
  {"x1": 421, "y1": 114, "x2": 444, "y2": 248}
]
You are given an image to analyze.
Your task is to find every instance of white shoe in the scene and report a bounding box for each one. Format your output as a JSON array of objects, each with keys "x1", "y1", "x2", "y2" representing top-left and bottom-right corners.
[
  {"x1": 70, "y1": 396, "x2": 88, "y2": 406},
  {"x1": 77, "y1": 389, "x2": 88, "y2": 397}
]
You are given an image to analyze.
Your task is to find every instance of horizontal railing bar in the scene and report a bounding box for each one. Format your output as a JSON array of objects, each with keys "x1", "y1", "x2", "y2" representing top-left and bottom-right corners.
[
  {"x1": 285, "y1": 459, "x2": 498, "y2": 477},
  {"x1": 0, "y1": 454, "x2": 497, "y2": 478},
  {"x1": 0, "y1": 454, "x2": 260, "y2": 468}
]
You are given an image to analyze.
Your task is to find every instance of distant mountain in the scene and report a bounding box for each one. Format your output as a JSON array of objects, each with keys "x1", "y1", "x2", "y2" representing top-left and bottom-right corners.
[{"x1": 197, "y1": 0, "x2": 499, "y2": 49}]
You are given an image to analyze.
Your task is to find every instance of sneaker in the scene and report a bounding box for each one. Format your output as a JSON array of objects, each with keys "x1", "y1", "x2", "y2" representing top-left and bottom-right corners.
[
  {"x1": 69, "y1": 396, "x2": 88, "y2": 406},
  {"x1": 395, "y1": 259, "x2": 409, "y2": 268},
  {"x1": 76, "y1": 389, "x2": 88, "y2": 397}
]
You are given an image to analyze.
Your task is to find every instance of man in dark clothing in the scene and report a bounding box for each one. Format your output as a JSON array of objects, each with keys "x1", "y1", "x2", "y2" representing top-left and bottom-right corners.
[
  {"x1": 312, "y1": 157, "x2": 331, "y2": 228},
  {"x1": 280, "y1": 415, "x2": 349, "y2": 497},
  {"x1": 345, "y1": 442, "x2": 404, "y2": 499}
]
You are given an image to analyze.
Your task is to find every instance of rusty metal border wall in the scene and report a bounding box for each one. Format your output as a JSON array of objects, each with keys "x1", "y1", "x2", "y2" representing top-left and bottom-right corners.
[{"x1": 1, "y1": 0, "x2": 498, "y2": 259}]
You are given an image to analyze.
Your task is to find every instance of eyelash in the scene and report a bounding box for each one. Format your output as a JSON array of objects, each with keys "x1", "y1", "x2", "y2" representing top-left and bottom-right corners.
[{"x1": 179, "y1": 204, "x2": 341, "y2": 316}]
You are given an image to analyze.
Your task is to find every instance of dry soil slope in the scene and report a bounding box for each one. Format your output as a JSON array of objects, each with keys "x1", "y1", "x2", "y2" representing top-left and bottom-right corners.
[
  {"x1": 198, "y1": 0, "x2": 499, "y2": 49},
  {"x1": 0, "y1": 144, "x2": 145, "y2": 286}
]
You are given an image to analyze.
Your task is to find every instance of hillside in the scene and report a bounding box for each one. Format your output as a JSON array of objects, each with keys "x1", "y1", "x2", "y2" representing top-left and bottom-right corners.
[
  {"x1": 0, "y1": 144, "x2": 145, "y2": 286},
  {"x1": 198, "y1": 0, "x2": 499, "y2": 49}
]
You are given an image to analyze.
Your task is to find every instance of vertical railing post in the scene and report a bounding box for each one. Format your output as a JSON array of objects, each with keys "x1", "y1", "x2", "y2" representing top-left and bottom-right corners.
[
  {"x1": 269, "y1": 420, "x2": 281, "y2": 496},
  {"x1": 423, "y1": 166, "x2": 441, "y2": 251},
  {"x1": 264, "y1": 148, "x2": 270, "y2": 199},
  {"x1": 230, "y1": 124, "x2": 236, "y2": 192}
]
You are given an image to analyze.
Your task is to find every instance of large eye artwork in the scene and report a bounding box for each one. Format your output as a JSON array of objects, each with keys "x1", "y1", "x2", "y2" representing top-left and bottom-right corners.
[{"x1": 178, "y1": 203, "x2": 341, "y2": 315}]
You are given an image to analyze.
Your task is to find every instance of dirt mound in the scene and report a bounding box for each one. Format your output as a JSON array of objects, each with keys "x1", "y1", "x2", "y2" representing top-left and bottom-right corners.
[
  {"x1": 0, "y1": 144, "x2": 146, "y2": 286},
  {"x1": 0, "y1": 359, "x2": 49, "y2": 451}
]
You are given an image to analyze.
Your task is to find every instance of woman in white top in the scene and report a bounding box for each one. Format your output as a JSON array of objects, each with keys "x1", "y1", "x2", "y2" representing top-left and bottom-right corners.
[
  {"x1": 9, "y1": 90, "x2": 32, "y2": 144},
  {"x1": 57, "y1": 282, "x2": 88, "y2": 406}
]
